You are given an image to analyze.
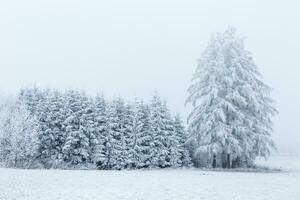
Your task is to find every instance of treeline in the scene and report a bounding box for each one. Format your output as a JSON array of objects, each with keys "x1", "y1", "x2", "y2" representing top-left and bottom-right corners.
[{"x1": 0, "y1": 88, "x2": 192, "y2": 169}]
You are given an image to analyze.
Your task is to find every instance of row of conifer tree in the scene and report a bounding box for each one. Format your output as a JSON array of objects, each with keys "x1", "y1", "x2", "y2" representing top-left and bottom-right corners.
[{"x1": 0, "y1": 87, "x2": 192, "y2": 169}]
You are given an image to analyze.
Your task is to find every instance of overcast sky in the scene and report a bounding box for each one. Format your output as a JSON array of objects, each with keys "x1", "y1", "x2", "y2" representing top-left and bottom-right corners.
[{"x1": 0, "y1": 0, "x2": 299, "y2": 154}]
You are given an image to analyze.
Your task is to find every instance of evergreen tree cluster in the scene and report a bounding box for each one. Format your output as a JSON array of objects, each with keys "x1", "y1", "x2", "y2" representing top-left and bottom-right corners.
[
  {"x1": 0, "y1": 28, "x2": 277, "y2": 170},
  {"x1": 0, "y1": 88, "x2": 192, "y2": 169}
]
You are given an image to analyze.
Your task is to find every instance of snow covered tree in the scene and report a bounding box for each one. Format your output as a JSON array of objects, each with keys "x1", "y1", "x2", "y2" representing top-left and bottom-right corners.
[
  {"x1": 111, "y1": 98, "x2": 128, "y2": 169},
  {"x1": 35, "y1": 90, "x2": 67, "y2": 167},
  {"x1": 100, "y1": 99, "x2": 126, "y2": 170},
  {"x1": 18, "y1": 87, "x2": 48, "y2": 116},
  {"x1": 126, "y1": 100, "x2": 151, "y2": 169},
  {"x1": 186, "y1": 28, "x2": 277, "y2": 168},
  {"x1": 149, "y1": 94, "x2": 172, "y2": 168},
  {"x1": 137, "y1": 103, "x2": 152, "y2": 168},
  {"x1": 0, "y1": 96, "x2": 15, "y2": 166},
  {"x1": 81, "y1": 96, "x2": 99, "y2": 166},
  {"x1": 62, "y1": 90, "x2": 90, "y2": 166},
  {"x1": 164, "y1": 106, "x2": 181, "y2": 168},
  {"x1": 173, "y1": 115, "x2": 193, "y2": 167},
  {"x1": 18, "y1": 87, "x2": 58, "y2": 167},
  {"x1": 99, "y1": 102, "x2": 116, "y2": 169},
  {"x1": 48, "y1": 90, "x2": 68, "y2": 162},
  {"x1": 0, "y1": 99, "x2": 38, "y2": 168},
  {"x1": 91, "y1": 94, "x2": 107, "y2": 168},
  {"x1": 122, "y1": 102, "x2": 135, "y2": 168}
]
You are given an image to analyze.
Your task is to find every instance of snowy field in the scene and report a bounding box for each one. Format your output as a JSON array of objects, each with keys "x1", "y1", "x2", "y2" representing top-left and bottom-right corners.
[{"x1": 0, "y1": 156, "x2": 299, "y2": 200}]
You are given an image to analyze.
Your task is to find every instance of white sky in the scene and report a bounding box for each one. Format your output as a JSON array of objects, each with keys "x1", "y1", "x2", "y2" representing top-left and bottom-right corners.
[{"x1": 0, "y1": 0, "x2": 299, "y2": 154}]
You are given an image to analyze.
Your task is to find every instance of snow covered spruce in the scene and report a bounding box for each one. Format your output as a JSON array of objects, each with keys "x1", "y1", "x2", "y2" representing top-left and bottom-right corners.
[
  {"x1": 186, "y1": 28, "x2": 277, "y2": 168},
  {"x1": 0, "y1": 90, "x2": 192, "y2": 169}
]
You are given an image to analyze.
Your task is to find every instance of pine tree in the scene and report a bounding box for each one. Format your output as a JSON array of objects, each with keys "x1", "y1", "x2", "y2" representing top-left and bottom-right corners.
[
  {"x1": 18, "y1": 87, "x2": 48, "y2": 116},
  {"x1": 39, "y1": 90, "x2": 67, "y2": 166},
  {"x1": 149, "y1": 94, "x2": 170, "y2": 168},
  {"x1": 112, "y1": 98, "x2": 127, "y2": 170},
  {"x1": 123, "y1": 102, "x2": 135, "y2": 169},
  {"x1": 126, "y1": 100, "x2": 151, "y2": 169},
  {"x1": 173, "y1": 115, "x2": 193, "y2": 167},
  {"x1": 62, "y1": 90, "x2": 90, "y2": 166},
  {"x1": 83, "y1": 96, "x2": 99, "y2": 166},
  {"x1": 92, "y1": 94, "x2": 107, "y2": 168},
  {"x1": 19, "y1": 88, "x2": 55, "y2": 167},
  {"x1": 186, "y1": 28, "x2": 277, "y2": 168},
  {"x1": 102, "y1": 99, "x2": 126, "y2": 170},
  {"x1": 138, "y1": 103, "x2": 152, "y2": 168},
  {"x1": 161, "y1": 102, "x2": 178, "y2": 168}
]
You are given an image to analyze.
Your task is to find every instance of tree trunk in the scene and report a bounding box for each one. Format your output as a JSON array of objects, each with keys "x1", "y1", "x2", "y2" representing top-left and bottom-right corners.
[
  {"x1": 212, "y1": 154, "x2": 217, "y2": 168},
  {"x1": 226, "y1": 154, "x2": 231, "y2": 169},
  {"x1": 222, "y1": 151, "x2": 227, "y2": 168}
]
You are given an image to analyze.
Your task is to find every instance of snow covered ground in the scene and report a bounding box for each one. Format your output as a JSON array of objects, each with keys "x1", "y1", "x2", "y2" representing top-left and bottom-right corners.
[{"x1": 0, "y1": 156, "x2": 299, "y2": 200}]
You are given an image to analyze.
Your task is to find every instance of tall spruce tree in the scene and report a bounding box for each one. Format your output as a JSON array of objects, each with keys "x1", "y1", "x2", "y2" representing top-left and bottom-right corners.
[
  {"x1": 138, "y1": 103, "x2": 152, "y2": 168},
  {"x1": 161, "y1": 102, "x2": 178, "y2": 168},
  {"x1": 42, "y1": 90, "x2": 66, "y2": 165},
  {"x1": 92, "y1": 94, "x2": 107, "y2": 168},
  {"x1": 102, "y1": 99, "x2": 126, "y2": 170},
  {"x1": 123, "y1": 102, "x2": 135, "y2": 168},
  {"x1": 126, "y1": 100, "x2": 151, "y2": 169},
  {"x1": 173, "y1": 115, "x2": 193, "y2": 167},
  {"x1": 113, "y1": 98, "x2": 127, "y2": 169},
  {"x1": 62, "y1": 90, "x2": 90, "y2": 165},
  {"x1": 186, "y1": 28, "x2": 277, "y2": 168},
  {"x1": 149, "y1": 94, "x2": 171, "y2": 168},
  {"x1": 19, "y1": 88, "x2": 55, "y2": 166}
]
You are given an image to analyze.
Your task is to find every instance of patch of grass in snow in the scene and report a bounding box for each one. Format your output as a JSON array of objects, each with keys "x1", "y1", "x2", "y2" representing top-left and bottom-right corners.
[{"x1": 196, "y1": 166, "x2": 281, "y2": 173}]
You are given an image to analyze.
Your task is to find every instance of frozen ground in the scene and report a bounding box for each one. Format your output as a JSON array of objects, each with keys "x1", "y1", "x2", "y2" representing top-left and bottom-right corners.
[{"x1": 0, "y1": 156, "x2": 299, "y2": 200}]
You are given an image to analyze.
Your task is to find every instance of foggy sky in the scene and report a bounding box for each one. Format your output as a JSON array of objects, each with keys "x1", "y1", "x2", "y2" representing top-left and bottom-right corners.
[{"x1": 0, "y1": 0, "x2": 299, "y2": 154}]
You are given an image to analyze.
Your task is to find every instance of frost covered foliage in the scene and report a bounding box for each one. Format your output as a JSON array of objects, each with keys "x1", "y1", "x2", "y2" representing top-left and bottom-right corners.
[
  {"x1": 0, "y1": 88, "x2": 192, "y2": 170},
  {"x1": 186, "y1": 28, "x2": 277, "y2": 168},
  {"x1": 0, "y1": 97, "x2": 38, "y2": 168}
]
